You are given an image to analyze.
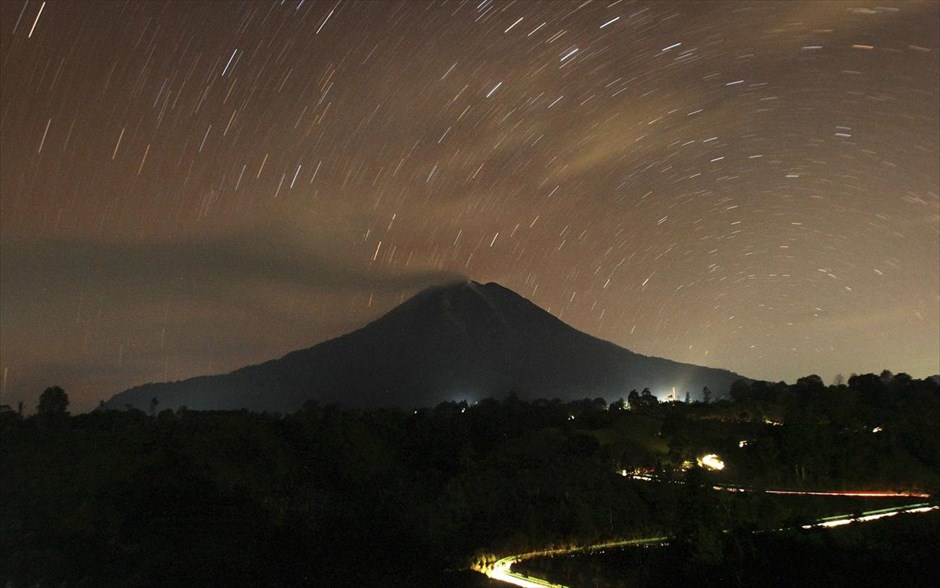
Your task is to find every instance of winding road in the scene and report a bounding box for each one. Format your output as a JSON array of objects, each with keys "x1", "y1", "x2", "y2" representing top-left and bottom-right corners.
[{"x1": 475, "y1": 498, "x2": 937, "y2": 588}]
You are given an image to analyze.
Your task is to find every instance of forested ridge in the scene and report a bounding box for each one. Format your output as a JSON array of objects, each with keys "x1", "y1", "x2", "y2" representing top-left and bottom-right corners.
[{"x1": 2, "y1": 372, "x2": 937, "y2": 585}]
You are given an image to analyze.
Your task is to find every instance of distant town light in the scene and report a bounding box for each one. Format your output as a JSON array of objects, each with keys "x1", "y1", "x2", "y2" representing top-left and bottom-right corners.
[
  {"x1": 619, "y1": 467, "x2": 655, "y2": 481},
  {"x1": 739, "y1": 440, "x2": 749, "y2": 448},
  {"x1": 871, "y1": 426, "x2": 883, "y2": 433}
]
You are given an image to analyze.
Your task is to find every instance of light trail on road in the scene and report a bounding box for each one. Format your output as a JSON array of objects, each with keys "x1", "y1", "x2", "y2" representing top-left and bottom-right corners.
[
  {"x1": 802, "y1": 503, "x2": 937, "y2": 529},
  {"x1": 763, "y1": 489, "x2": 932, "y2": 498},
  {"x1": 488, "y1": 557, "x2": 566, "y2": 588},
  {"x1": 478, "y1": 536, "x2": 668, "y2": 588},
  {"x1": 473, "y1": 536, "x2": 669, "y2": 588},
  {"x1": 619, "y1": 471, "x2": 932, "y2": 499},
  {"x1": 477, "y1": 500, "x2": 937, "y2": 588}
]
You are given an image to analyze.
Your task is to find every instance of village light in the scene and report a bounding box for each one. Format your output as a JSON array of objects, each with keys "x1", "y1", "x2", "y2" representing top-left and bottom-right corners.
[{"x1": 697, "y1": 453, "x2": 725, "y2": 471}]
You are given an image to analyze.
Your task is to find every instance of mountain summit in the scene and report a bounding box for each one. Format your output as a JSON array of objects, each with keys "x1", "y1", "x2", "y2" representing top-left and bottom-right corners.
[{"x1": 104, "y1": 281, "x2": 746, "y2": 412}]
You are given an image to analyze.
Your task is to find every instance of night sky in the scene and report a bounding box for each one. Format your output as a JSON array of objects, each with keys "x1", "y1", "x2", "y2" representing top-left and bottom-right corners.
[{"x1": 1, "y1": 1, "x2": 938, "y2": 413}]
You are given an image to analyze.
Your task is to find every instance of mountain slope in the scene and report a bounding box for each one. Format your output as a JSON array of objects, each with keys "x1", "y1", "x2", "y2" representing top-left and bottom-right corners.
[{"x1": 104, "y1": 281, "x2": 747, "y2": 412}]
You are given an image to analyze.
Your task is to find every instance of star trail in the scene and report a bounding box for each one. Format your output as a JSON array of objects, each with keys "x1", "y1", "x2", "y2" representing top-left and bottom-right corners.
[{"x1": 1, "y1": 1, "x2": 938, "y2": 412}]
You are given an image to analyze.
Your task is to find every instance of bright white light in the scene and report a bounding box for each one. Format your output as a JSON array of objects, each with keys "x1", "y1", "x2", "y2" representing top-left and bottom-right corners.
[
  {"x1": 697, "y1": 454, "x2": 725, "y2": 470},
  {"x1": 487, "y1": 557, "x2": 560, "y2": 588}
]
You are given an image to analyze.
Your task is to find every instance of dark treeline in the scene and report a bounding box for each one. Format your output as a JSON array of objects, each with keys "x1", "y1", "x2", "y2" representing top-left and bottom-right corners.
[
  {"x1": 2, "y1": 372, "x2": 938, "y2": 586},
  {"x1": 2, "y1": 396, "x2": 662, "y2": 586}
]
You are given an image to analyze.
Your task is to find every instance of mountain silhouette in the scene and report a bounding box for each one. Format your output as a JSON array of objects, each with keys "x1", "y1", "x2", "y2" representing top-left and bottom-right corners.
[{"x1": 103, "y1": 280, "x2": 747, "y2": 412}]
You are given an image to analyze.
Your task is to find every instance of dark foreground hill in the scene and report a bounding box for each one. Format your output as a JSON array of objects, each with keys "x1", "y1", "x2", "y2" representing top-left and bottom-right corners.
[{"x1": 104, "y1": 280, "x2": 746, "y2": 412}]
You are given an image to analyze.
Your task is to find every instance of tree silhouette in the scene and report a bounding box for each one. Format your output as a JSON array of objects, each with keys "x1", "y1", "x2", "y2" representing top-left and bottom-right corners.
[
  {"x1": 37, "y1": 386, "x2": 69, "y2": 417},
  {"x1": 631, "y1": 387, "x2": 658, "y2": 410},
  {"x1": 627, "y1": 389, "x2": 640, "y2": 410},
  {"x1": 796, "y1": 374, "x2": 825, "y2": 392}
]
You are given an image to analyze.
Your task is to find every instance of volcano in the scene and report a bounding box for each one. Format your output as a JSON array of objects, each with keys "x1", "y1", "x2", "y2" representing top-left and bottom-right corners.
[{"x1": 104, "y1": 281, "x2": 746, "y2": 412}]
